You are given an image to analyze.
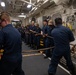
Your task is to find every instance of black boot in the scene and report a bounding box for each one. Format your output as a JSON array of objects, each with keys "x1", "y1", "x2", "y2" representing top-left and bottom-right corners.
[{"x1": 48, "y1": 73, "x2": 55, "y2": 75}]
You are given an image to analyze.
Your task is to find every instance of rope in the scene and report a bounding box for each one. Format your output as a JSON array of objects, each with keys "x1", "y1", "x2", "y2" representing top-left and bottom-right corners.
[
  {"x1": 29, "y1": 30, "x2": 53, "y2": 39},
  {"x1": 22, "y1": 46, "x2": 55, "y2": 53},
  {"x1": 22, "y1": 44, "x2": 76, "y2": 53}
]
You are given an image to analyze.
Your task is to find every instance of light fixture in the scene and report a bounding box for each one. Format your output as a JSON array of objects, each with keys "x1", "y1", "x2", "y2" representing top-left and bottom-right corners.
[
  {"x1": 18, "y1": 15, "x2": 26, "y2": 18},
  {"x1": 21, "y1": 13, "x2": 24, "y2": 15},
  {"x1": 1, "y1": 2, "x2": 5, "y2": 7},
  {"x1": 27, "y1": 4, "x2": 32, "y2": 8}
]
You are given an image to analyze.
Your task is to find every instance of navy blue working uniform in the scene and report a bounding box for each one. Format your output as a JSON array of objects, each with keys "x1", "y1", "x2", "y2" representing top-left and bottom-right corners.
[
  {"x1": 42, "y1": 25, "x2": 48, "y2": 35},
  {"x1": 26, "y1": 25, "x2": 31, "y2": 45},
  {"x1": 29, "y1": 25, "x2": 36, "y2": 47},
  {"x1": 25, "y1": 26, "x2": 30, "y2": 44},
  {"x1": 42, "y1": 25, "x2": 48, "y2": 48},
  {"x1": 45, "y1": 25, "x2": 55, "y2": 57},
  {"x1": 18, "y1": 27, "x2": 25, "y2": 40},
  {"x1": 48, "y1": 25, "x2": 75, "y2": 75},
  {"x1": 0, "y1": 24, "x2": 25, "y2": 75},
  {"x1": 35, "y1": 27, "x2": 41, "y2": 49}
]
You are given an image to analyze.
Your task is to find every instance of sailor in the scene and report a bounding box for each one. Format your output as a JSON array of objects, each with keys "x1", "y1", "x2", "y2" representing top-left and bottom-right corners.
[
  {"x1": 48, "y1": 18, "x2": 75, "y2": 75},
  {"x1": 35, "y1": 23, "x2": 41, "y2": 49},
  {"x1": 44, "y1": 19, "x2": 55, "y2": 58},
  {"x1": 0, "y1": 12, "x2": 25, "y2": 75},
  {"x1": 29, "y1": 21, "x2": 36, "y2": 48}
]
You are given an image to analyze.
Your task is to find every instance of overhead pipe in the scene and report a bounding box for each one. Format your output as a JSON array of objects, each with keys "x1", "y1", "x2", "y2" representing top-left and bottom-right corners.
[
  {"x1": 20, "y1": 0, "x2": 36, "y2": 7},
  {"x1": 30, "y1": 0, "x2": 32, "y2": 4}
]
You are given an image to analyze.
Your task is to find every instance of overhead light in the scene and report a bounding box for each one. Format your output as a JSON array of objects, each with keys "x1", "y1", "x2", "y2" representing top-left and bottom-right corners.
[
  {"x1": 18, "y1": 15, "x2": 26, "y2": 18},
  {"x1": 27, "y1": 4, "x2": 32, "y2": 8},
  {"x1": 21, "y1": 13, "x2": 24, "y2": 15},
  {"x1": 1, "y1": 2, "x2": 5, "y2": 7}
]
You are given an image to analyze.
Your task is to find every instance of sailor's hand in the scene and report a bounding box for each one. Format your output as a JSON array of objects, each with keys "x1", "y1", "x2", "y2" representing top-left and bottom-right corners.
[
  {"x1": 45, "y1": 34, "x2": 48, "y2": 36},
  {"x1": 43, "y1": 35, "x2": 45, "y2": 37}
]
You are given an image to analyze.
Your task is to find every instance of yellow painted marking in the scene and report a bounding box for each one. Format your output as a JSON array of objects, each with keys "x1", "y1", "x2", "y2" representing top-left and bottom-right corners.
[
  {"x1": 23, "y1": 53, "x2": 42, "y2": 57},
  {"x1": 40, "y1": 41, "x2": 43, "y2": 43},
  {"x1": 40, "y1": 44, "x2": 44, "y2": 46},
  {"x1": 0, "y1": 49, "x2": 4, "y2": 52}
]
